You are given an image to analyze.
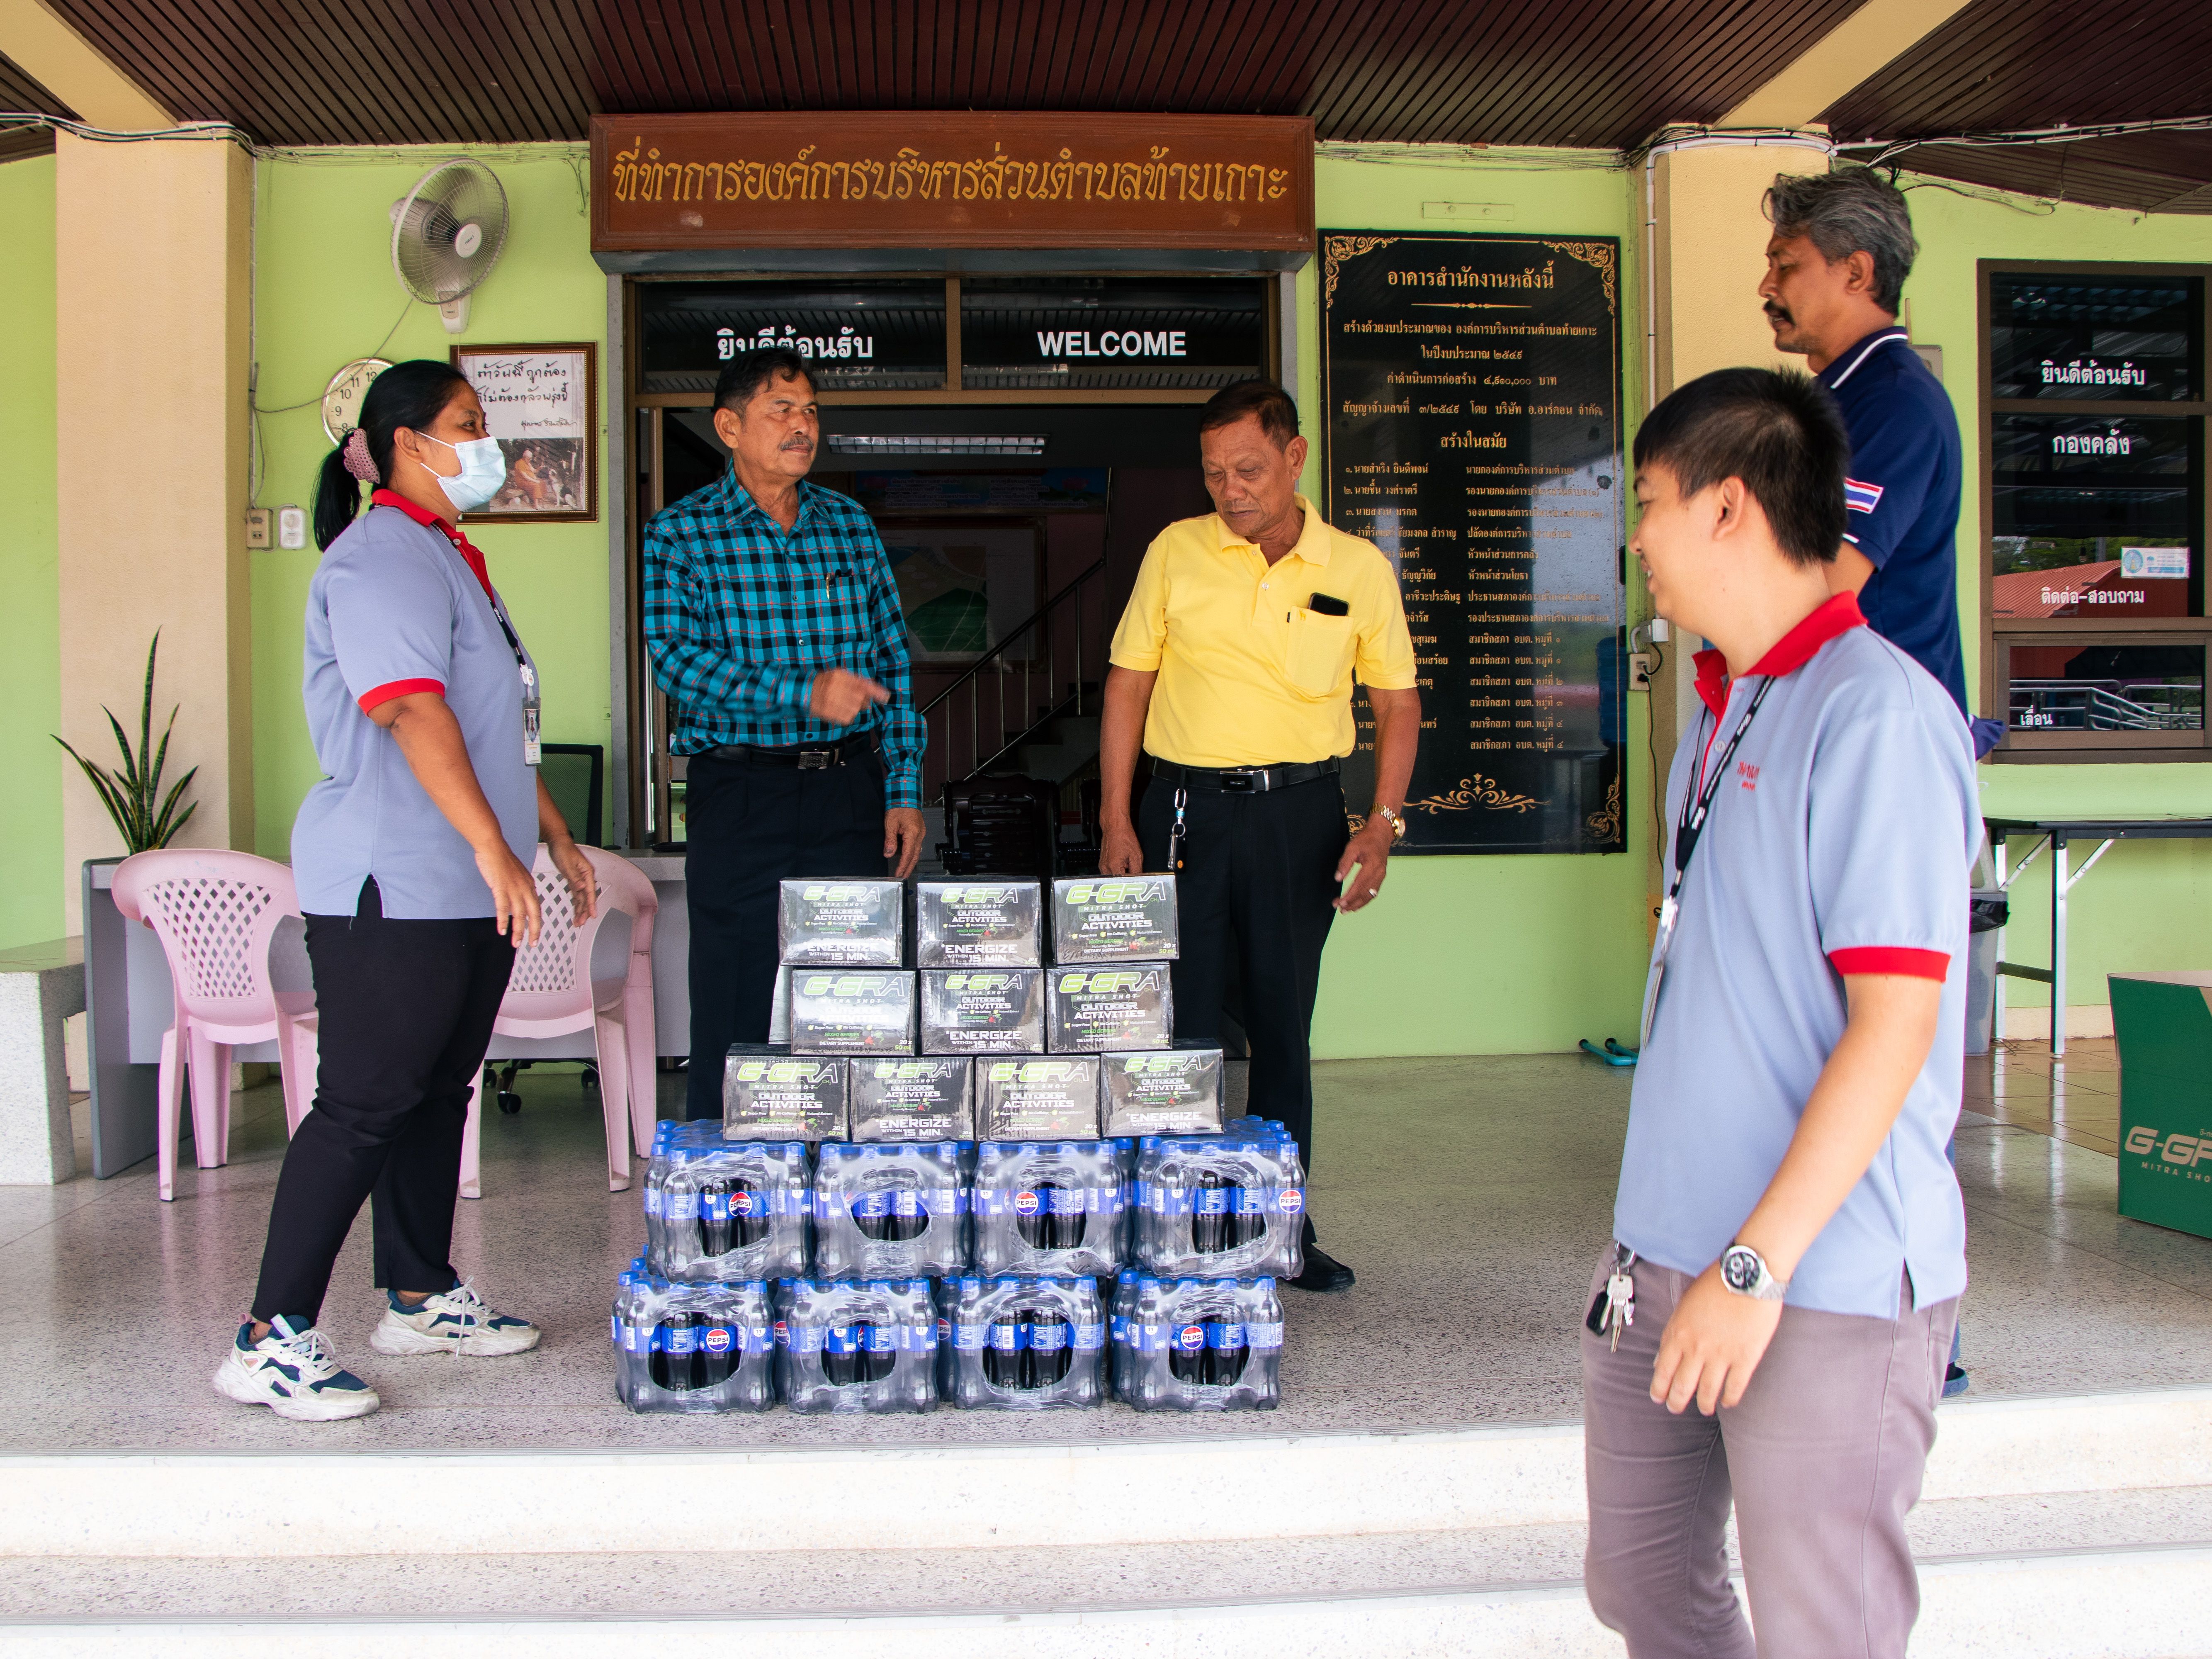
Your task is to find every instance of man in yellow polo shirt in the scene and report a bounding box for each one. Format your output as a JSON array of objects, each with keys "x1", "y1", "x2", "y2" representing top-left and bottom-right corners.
[{"x1": 1099, "y1": 379, "x2": 1421, "y2": 1293}]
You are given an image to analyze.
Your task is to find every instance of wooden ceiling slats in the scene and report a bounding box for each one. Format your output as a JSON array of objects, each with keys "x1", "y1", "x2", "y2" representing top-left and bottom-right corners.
[
  {"x1": 0, "y1": 50, "x2": 72, "y2": 119},
  {"x1": 24, "y1": 0, "x2": 2212, "y2": 211}
]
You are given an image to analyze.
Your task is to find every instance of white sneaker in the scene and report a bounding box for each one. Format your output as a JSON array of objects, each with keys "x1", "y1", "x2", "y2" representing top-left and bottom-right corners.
[
  {"x1": 213, "y1": 1317, "x2": 381, "y2": 1422},
  {"x1": 370, "y1": 1280, "x2": 542, "y2": 1357}
]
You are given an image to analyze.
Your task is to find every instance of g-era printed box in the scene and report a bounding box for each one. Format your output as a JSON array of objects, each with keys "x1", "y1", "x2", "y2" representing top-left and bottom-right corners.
[
  {"x1": 778, "y1": 879, "x2": 905, "y2": 967},
  {"x1": 1050, "y1": 876, "x2": 1179, "y2": 964},
  {"x1": 788, "y1": 969, "x2": 918, "y2": 1056},
  {"x1": 914, "y1": 881, "x2": 1043, "y2": 969},
  {"x1": 1102, "y1": 1045, "x2": 1225, "y2": 1136},
  {"x1": 848, "y1": 1056, "x2": 975, "y2": 1143},
  {"x1": 974, "y1": 1055, "x2": 1102, "y2": 1140},
  {"x1": 1046, "y1": 962, "x2": 1174, "y2": 1052},
  {"x1": 723, "y1": 1045, "x2": 848, "y2": 1141},
  {"x1": 921, "y1": 968, "x2": 1046, "y2": 1054}
]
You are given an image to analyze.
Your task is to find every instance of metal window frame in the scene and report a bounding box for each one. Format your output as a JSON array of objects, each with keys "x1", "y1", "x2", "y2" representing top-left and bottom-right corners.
[{"x1": 1977, "y1": 257, "x2": 2212, "y2": 762}]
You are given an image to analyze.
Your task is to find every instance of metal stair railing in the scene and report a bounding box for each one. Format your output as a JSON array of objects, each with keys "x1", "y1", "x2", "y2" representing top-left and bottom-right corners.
[{"x1": 919, "y1": 556, "x2": 1108, "y2": 783}]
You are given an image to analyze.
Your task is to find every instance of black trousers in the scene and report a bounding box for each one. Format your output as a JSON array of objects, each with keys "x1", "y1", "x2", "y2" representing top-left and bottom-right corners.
[
  {"x1": 1137, "y1": 765, "x2": 1348, "y2": 1182},
  {"x1": 251, "y1": 879, "x2": 515, "y2": 1326},
  {"x1": 683, "y1": 748, "x2": 888, "y2": 1119}
]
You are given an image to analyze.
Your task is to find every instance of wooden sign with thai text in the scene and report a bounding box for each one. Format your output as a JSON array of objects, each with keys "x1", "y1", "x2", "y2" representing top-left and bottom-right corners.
[{"x1": 588, "y1": 113, "x2": 1313, "y2": 253}]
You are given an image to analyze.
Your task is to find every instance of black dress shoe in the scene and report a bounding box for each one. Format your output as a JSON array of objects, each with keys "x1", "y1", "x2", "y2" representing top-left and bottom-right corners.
[{"x1": 1290, "y1": 1245, "x2": 1355, "y2": 1293}]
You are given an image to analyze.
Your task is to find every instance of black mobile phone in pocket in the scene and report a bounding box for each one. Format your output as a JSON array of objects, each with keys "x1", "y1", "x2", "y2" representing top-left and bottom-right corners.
[{"x1": 1308, "y1": 593, "x2": 1350, "y2": 616}]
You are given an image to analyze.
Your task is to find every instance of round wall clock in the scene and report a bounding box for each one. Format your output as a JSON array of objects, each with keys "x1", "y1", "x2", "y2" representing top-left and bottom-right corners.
[{"x1": 321, "y1": 358, "x2": 393, "y2": 443}]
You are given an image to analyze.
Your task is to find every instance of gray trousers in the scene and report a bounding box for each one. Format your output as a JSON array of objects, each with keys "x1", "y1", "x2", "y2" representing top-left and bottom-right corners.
[{"x1": 1580, "y1": 1251, "x2": 1958, "y2": 1658}]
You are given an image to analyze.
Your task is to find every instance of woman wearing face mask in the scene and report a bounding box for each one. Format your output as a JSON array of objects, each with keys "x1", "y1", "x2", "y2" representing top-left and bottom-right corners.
[{"x1": 214, "y1": 359, "x2": 596, "y2": 1421}]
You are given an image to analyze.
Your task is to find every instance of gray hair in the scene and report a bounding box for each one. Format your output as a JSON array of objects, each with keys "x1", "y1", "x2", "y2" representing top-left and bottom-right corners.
[{"x1": 1763, "y1": 167, "x2": 1917, "y2": 315}]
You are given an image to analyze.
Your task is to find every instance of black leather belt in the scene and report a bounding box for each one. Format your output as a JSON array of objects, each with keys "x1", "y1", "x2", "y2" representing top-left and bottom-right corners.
[
  {"x1": 1150, "y1": 756, "x2": 1339, "y2": 793},
  {"x1": 709, "y1": 734, "x2": 876, "y2": 770}
]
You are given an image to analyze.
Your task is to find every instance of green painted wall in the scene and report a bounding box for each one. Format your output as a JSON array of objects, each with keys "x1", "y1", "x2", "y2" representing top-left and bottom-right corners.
[
  {"x1": 249, "y1": 147, "x2": 610, "y2": 859},
  {"x1": 1297, "y1": 150, "x2": 1654, "y2": 1057},
  {"x1": 1902, "y1": 181, "x2": 2212, "y2": 1016},
  {"x1": 0, "y1": 156, "x2": 62, "y2": 951}
]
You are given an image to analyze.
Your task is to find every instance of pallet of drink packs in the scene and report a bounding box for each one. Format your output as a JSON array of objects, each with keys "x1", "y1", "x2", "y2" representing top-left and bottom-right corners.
[
  {"x1": 722, "y1": 1044, "x2": 848, "y2": 1141},
  {"x1": 1046, "y1": 962, "x2": 1173, "y2": 1051},
  {"x1": 974, "y1": 1054, "x2": 1102, "y2": 1139},
  {"x1": 778, "y1": 879, "x2": 905, "y2": 966},
  {"x1": 1102, "y1": 1044, "x2": 1224, "y2": 1136},
  {"x1": 921, "y1": 967, "x2": 1045, "y2": 1053},
  {"x1": 1051, "y1": 876, "x2": 1179, "y2": 963},
  {"x1": 788, "y1": 968, "x2": 918, "y2": 1055},
  {"x1": 938, "y1": 1275, "x2": 1107, "y2": 1410},
  {"x1": 775, "y1": 1277, "x2": 939, "y2": 1414},
  {"x1": 849, "y1": 1056, "x2": 974, "y2": 1142},
  {"x1": 915, "y1": 881, "x2": 1043, "y2": 968},
  {"x1": 1111, "y1": 1272, "x2": 1283, "y2": 1413}
]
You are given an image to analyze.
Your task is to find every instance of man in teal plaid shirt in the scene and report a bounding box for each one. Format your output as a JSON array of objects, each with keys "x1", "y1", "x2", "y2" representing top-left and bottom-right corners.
[{"x1": 644, "y1": 346, "x2": 926, "y2": 1119}]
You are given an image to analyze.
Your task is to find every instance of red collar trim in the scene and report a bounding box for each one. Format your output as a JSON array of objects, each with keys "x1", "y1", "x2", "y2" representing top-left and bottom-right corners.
[
  {"x1": 1690, "y1": 593, "x2": 1865, "y2": 718},
  {"x1": 370, "y1": 488, "x2": 493, "y2": 601}
]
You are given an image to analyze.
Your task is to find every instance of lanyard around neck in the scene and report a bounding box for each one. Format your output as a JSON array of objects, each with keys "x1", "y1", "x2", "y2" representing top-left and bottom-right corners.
[{"x1": 1668, "y1": 675, "x2": 1778, "y2": 900}]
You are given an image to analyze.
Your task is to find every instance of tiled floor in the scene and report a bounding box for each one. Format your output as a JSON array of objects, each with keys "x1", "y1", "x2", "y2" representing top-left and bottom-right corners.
[
  {"x1": 1963, "y1": 1038, "x2": 2124, "y2": 1157},
  {"x1": 0, "y1": 1050, "x2": 2205, "y2": 1452}
]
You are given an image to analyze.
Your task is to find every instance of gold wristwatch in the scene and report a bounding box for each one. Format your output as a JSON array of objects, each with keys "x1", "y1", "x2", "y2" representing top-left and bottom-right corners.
[{"x1": 1377, "y1": 805, "x2": 1407, "y2": 842}]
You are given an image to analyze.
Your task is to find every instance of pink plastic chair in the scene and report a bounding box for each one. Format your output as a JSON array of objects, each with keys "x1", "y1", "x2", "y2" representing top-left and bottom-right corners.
[
  {"x1": 109, "y1": 850, "x2": 319, "y2": 1202},
  {"x1": 461, "y1": 845, "x2": 659, "y2": 1199}
]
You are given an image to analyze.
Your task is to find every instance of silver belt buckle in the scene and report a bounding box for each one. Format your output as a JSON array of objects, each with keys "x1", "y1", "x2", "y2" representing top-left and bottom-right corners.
[
  {"x1": 796, "y1": 747, "x2": 837, "y2": 771},
  {"x1": 1220, "y1": 769, "x2": 1260, "y2": 793}
]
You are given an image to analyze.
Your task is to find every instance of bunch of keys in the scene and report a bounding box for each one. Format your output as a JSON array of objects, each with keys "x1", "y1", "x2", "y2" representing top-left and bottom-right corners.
[{"x1": 1585, "y1": 1243, "x2": 1638, "y2": 1353}]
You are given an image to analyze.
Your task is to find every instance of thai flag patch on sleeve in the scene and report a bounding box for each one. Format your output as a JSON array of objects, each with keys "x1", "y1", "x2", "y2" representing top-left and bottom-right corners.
[{"x1": 1844, "y1": 477, "x2": 1884, "y2": 513}]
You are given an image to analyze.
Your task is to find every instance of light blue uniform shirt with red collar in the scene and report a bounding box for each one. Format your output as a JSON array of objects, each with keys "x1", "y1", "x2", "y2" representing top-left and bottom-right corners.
[
  {"x1": 291, "y1": 490, "x2": 540, "y2": 919},
  {"x1": 1613, "y1": 594, "x2": 1979, "y2": 1319}
]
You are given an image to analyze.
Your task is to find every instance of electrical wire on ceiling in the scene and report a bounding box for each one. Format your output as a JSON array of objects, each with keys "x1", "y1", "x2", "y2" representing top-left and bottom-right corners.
[
  {"x1": 1837, "y1": 113, "x2": 2212, "y2": 173},
  {"x1": 1317, "y1": 142, "x2": 1627, "y2": 171}
]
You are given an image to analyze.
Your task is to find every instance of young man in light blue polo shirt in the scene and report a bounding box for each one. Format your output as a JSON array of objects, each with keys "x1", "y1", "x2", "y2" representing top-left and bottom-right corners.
[{"x1": 1582, "y1": 367, "x2": 1977, "y2": 1658}]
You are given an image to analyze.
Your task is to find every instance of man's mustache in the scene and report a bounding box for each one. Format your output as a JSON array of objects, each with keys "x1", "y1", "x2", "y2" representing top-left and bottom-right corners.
[{"x1": 1764, "y1": 302, "x2": 1793, "y2": 325}]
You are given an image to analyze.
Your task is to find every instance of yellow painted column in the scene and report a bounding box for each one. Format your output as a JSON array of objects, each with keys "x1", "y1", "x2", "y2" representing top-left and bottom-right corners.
[
  {"x1": 54, "y1": 132, "x2": 253, "y2": 927},
  {"x1": 1638, "y1": 135, "x2": 1828, "y2": 914}
]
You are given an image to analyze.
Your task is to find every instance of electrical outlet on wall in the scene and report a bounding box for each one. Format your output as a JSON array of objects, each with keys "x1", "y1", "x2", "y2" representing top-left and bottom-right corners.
[
  {"x1": 243, "y1": 508, "x2": 270, "y2": 550},
  {"x1": 1629, "y1": 652, "x2": 1653, "y2": 691}
]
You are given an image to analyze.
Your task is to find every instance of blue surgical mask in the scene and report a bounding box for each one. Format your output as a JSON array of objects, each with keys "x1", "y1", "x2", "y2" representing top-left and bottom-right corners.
[{"x1": 420, "y1": 433, "x2": 507, "y2": 515}]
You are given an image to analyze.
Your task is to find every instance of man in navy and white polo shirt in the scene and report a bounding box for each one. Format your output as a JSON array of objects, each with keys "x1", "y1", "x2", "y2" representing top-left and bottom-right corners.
[
  {"x1": 1581, "y1": 368, "x2": 1977, "y2": 1658},
  {"x1": 1759, "y1": 166, "x2": 2003, "y2": 755}
]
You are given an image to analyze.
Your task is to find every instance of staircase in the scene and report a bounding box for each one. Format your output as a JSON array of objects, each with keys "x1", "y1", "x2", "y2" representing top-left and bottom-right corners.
[{"x1": 4, "y1": 1385, "x2": 2207, "y2": 1654}]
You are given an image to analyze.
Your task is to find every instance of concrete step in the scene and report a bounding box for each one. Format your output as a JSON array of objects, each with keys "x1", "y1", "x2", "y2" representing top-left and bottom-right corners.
[
  {"x1": 5, "y1": 1387, "x2": 2207, "y2": 1562},
  {"x1": 2, "y1": 1537, "x2": 2208, "y2": 1656}
]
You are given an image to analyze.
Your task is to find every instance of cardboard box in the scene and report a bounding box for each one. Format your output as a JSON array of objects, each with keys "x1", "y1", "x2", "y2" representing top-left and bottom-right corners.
[
  {"x1": 1051, "y1": 876, "x2": 1179, "y2": 963},
  {"x1": 722, "y1": 1045, "x2": 848, "y2": 1141},
  {"x1": 915, "y1": 881, "x2": 1044, "y2": 968},
  {"x1": 975, "y1": 1055, "x2": 1102, "y2": 1140},
  {"x1": 1046, "y1": 962, "x2": 1174, "y2": 1052},
  {"x1": 1102, "y1": 1045, "x2": 1225, "y2": 1136},
  {"x1": 778, "y1": 879, "x2": 905, "y2": 966},
  {"x1": 848, "y1": 1056, "x2": 975, "y2": 1142},
  {"x1": 921, "y1": 968, "x2": 1046, "y2": 1054},
  {"x1": 2112, "y1": 970, "x2": 2212, "y2": 1241},
  {"x1": 788, "y1": 969, "x2": 918, "y2": 1055}
]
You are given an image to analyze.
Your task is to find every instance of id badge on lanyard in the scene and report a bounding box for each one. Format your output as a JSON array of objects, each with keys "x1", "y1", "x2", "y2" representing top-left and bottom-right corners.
[
  {"x1": 492, "y1": 600, "x2": 541, "y2": 768},
  {"x1": 1640, "y1": 676, "x2": 1777, "y2": 1050}
]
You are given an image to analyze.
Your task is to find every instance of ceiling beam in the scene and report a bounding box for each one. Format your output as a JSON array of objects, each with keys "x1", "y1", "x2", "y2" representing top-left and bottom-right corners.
[
  {"x1": 1722, "y1": 0, "x2": 1978, "y2": 128},
  {"x1": 0, "y1": 0, "x2": 170, "y2": 129}
]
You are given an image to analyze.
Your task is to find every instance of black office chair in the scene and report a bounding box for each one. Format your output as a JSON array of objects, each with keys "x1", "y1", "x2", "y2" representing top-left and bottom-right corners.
[{"x1": 540, "y1": 744, "x2": 604, "y2": 847}]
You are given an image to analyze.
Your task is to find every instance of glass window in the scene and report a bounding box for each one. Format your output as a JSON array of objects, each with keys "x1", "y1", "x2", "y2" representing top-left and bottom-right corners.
[
  {"x1": 638, "y1": 280, "x2": 948, "y2": 393},
  {"x1": 1989, "y1": 414, "x2": 2200, "y2": 618},
  {"x1": 1989, "y1": 274, "x2": 2200, "y2": 401},
  {"x1": 959, "y1": 277, "x2": 1264, "y2": 391},
  {"x1": 2005, "y1": 641, "x2": 2205, "y2": 735}
]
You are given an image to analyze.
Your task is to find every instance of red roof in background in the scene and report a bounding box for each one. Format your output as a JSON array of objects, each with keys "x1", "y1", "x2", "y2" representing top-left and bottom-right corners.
[{"x1": 1993, "y1": 560, "x2": 2189, "y2": 620}]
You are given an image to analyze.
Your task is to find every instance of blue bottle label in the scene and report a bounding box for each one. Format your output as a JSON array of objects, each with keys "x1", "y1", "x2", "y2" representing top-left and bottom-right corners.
[
  {"x1": 1205, "y1": 1320, "x2": 1242, "y2": 1350},
  {"x1": 642, "y1": 1188, "x2": 664, "y2": 1217},
  {"x1": 668, "y1": 1193, "x2": 700, "y2": 1221},
  {"x1": 863, "y1": 1325, "x2": 900, "y2": 1354},
  {"x1": 1074, "y1": 1321, "x2": 1106, "y2": 1350},
  {"x1": 1233, "y1": 1187, "x2": 1265, "y2": 1215},
  {"x1": 953, "y1": 1321, "x2": 989, "y2": 1350},
  {"x1": 665, "y1": 1324, "x2": 700, "y2": 1355},
  {"x1": 703, "y1": 1326, "x2": 735, "y2": 1356},
  {"x1": 1028, "y1": 1321, "x2": 1070, "y2": 1353},
  {"x1": 1195, "y1": 1187, "x2": 1232, "y2": 1217},
  {"x1": 1279, "y1": 1187, "x2": 1305, "y2": 1215},
  {"x1": 989, "y1": 1322, "x2": 1024, "y2": 1352},
  {"x1": 1048, "y1": 1187, "x2": 1085, "y2": 1216},
  {"x1": 1174, "y1": 1323, "x2": 1207, "y2": 1353},
  {"x1": 1244, "y1": 1321, "x2": 1285, "y2": 1350}
]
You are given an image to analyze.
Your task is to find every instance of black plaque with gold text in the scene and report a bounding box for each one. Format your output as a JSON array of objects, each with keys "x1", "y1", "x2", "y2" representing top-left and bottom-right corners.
[{"x1": 1321, "y1": 232, "x2": 1625, "y2": 854}]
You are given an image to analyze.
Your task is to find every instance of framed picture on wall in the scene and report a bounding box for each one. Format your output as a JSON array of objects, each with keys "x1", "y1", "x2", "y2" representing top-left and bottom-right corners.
[{"x1": 449, "y1": 343, "x2": 598, "y2": 522}]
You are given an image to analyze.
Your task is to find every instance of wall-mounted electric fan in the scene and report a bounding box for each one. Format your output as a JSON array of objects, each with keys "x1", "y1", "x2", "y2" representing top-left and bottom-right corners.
[{"x1": 390, "y1": 158, "x2": 509, "y2": 334}]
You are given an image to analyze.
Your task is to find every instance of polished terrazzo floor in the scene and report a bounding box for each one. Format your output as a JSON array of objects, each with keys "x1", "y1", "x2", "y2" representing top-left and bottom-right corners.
[{"x1": 2, "y1": 1047, "x2": 2207, "y2": 1451}]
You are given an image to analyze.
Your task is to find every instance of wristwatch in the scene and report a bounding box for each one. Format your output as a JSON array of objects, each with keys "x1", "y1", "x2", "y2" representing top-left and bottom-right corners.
[
  {"x1": 1376, "y1": 805, "x2": 1407, "y2": 842},
  {"x1": 1719, "y1": 1242, "x2": 1789, "y2": 1301}
]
